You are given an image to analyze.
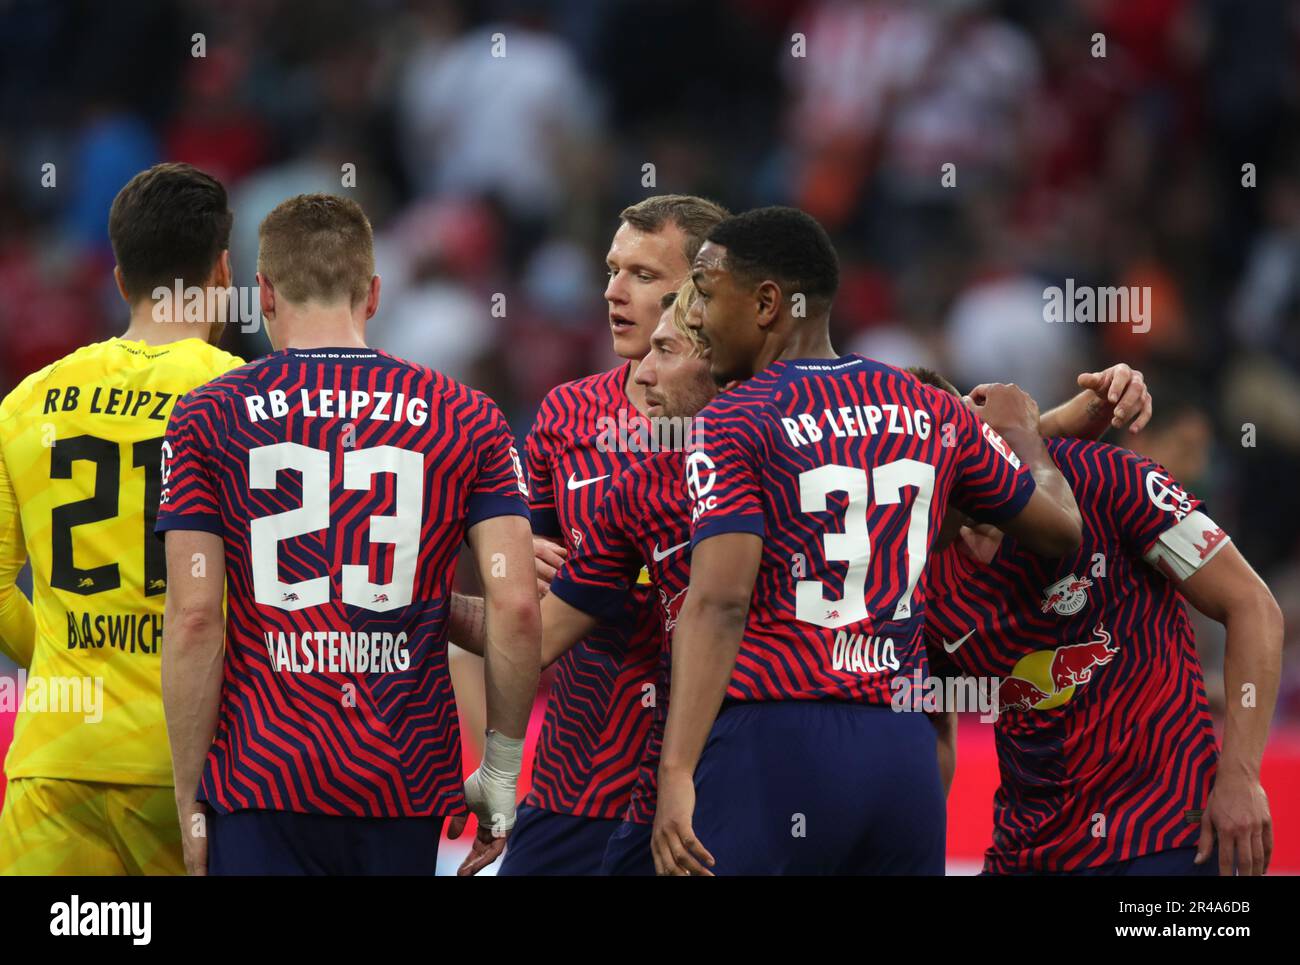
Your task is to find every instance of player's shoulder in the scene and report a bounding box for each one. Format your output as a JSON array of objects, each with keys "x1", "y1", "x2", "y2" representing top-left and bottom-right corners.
[
  {"x1": 0, "y1": 339, "x2": 117, "y2": 425},
  {"x1": 1045, "y1": 436, "x2": 1149, "y2": 483},
  {"x1": 535, "y1": 362, "x2": 631, "y2": 422},
  {"x1": 617, "y1": 449, "x2": 682, "y2": 494},
  {"x1": 1045, "y1": 436, "x2": 1186, "y2": 508},
  {"x1": 0, "y1": 352, "x2": 72, "y2": 422},
  {"x1": 165, "y1": 338, "x2": 246, "y2": 380},
  {"x1": 176, "y1": 352, "x2": 267, "y2": 406}
]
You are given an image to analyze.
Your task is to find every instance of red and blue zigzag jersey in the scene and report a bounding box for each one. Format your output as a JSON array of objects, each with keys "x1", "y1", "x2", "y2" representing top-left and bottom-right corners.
[
  {"x1": 155, "y1": 348, "x2": 530, "y2": 818},
  {"x1": 924, "y1": 436, "x2": 1225, "y2": 873},
  {"x1": 689, "y1": 355, "x2": 1035, "y2": 705},
  {"x1": 548, "y1": 449, "x2": 691, "y2": 826},
  {"x1": 523, "y1": 363, "x2": 661, "y2": 818}
]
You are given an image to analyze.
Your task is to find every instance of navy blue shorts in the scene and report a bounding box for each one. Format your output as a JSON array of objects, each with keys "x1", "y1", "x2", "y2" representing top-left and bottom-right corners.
[
  {"x1": 600, "y1": 820, "x2": 655, "y2": 876},
  {"x1": 207, "y1": 809, "x2": 444, "y2": 875},
  {"x1": 1066, "y1": 847, "x2": 1220, "y2": 877},
  {"x1": 691, "y1": 702, "x2": 946, "y2": 875},
  {"x1": 496, "y1": 805, "x2": 622, "y2": 876}
]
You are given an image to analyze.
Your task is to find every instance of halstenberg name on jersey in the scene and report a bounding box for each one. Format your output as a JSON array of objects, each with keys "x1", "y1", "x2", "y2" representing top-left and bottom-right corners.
[
  {"x1": 244, "y1": 389, "x2": 429, "y2": 426},
  {"x1": 263, "y1": 630, "x2": 411, "y2": 674},
  {"x1": 779, "y1": 403, "x2": 933, "y2": 449},
  {"x1": 41, "y1": 386, "x2": 175, "y2": 422},
  {"x1": 67, "y1": 609, "x2": 164, "y2": 655}
]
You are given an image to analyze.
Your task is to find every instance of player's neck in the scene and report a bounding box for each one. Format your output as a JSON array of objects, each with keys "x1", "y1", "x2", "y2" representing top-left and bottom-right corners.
[
  {"x1": 121, "y1": 307, "x2": 212, "y2": 347},
  {"x1": 270, "y1": 308, "x2": 368, "y2": 351},
  {"x1": 624, "y1": 361, "x2": 651, "y2": 416},
  {"x1": 768, "y1": 322, "x2": 837, "y2": 367}
]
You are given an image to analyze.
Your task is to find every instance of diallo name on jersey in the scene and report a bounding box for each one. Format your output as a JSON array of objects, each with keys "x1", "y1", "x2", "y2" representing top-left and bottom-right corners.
[
  {"x1": 243, "y1": 389, "x2": 429, "y2": 426},
  {"x1": 780, "y1": 403, "x2": 933, "y2": 449}
]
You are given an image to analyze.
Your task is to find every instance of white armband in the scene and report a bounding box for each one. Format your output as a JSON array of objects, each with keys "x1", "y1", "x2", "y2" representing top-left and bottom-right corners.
[{"x1": 1142, "y1": 510, "x2": 1230, "y2": 582}]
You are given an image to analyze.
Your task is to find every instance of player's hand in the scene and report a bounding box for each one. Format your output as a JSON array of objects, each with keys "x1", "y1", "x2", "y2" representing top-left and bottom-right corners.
[
  {"x1": 447, "y1": 811, "x2": 508, "y2": 876},
  {"x1": 1077, "y1": 364, "x2": 1152, "y2": 434},
  {"x1": 652, "y1": 769, "x2": 715, "y2": 876},
  {"x1": 534, "y1": 537, "x2": 567, "y2": 598},
  {"x1": 967, "y1": 383, "x2": 1040, "y2": 440},
  {"x1": 178, "y1": 800, "x2": 209, "y2": 876},
  {"x1": 1196, "y1": 773, "x2": 1272, "y2": 875},
  {"x1": 455, "y1": 730, "x2": 525, "y2": 875},
  {"x1": 957, "y1": 523, "x2": 1002, "y2": 565}
]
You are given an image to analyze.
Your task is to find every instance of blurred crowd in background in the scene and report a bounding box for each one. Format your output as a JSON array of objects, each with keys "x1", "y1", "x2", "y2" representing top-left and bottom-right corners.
[{"x1": 1, "y1": 0, "x2": 1299, "y2": 717}]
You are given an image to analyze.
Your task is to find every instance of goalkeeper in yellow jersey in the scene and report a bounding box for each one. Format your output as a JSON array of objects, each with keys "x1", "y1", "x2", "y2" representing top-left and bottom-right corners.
[{"x1": 0, "y1": 163, "x2": 244, "y2": 875}]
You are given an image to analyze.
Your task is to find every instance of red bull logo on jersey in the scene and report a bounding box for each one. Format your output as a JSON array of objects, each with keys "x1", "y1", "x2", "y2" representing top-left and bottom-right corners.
[
  {"x1": 997, "y1": 623, "x2": 1117, "y2": 716},
  {"x1": 998, "y1": 676, "x2": 1053, "y2": 713},
  {"x1": 659, "y1": 586, "x2": 688, "y2": 636},
  {"x1": 1039, "y1": 573, "x2": 1093, "y2": 615},
  {"x1": 1049, "y1": 624, "x2": 1118, "y2": 689}
]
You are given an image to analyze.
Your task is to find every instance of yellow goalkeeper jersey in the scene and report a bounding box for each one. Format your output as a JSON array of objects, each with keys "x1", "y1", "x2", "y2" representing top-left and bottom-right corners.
[{"x1": 0, "y1": 337, "x2": 243, "y2": 785}]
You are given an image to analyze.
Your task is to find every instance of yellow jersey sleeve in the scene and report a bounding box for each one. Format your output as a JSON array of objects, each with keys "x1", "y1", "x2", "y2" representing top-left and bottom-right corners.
[{"x1": 0, "y1": 441, "x2": 35, "y2": 667}]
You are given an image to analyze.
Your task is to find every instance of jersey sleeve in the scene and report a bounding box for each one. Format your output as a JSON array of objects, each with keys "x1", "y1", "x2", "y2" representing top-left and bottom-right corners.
[
  {"x1": 466, "y1": 397, "x2": 531, "y2": 529},
  {"x1": 0, "y1": 442, "x2": 35, "y2": 667},
  {"x1": 689, "y1": 403, "x2": 766, "y2": 545},
  {"x1": 942, "y1": 394, "x2": 1037, "y2": 523},
  {"x1": 549, "y1": 477, "x2": 642, "y2": 621},
  {"x1": 523, "y1": 395, "x2": 561, "y2": 539},
  {"x1": 1099, "y1": 446, "x2": 1229, "y2": 581},
  {"x1": 156, "y1": 390, "x2": 225, "y2": 537}
]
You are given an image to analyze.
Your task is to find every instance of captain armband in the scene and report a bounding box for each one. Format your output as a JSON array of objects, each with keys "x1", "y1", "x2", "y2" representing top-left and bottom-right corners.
[{"x1": 1142, "y1": 510, "x2": 1231, "y2": 582}]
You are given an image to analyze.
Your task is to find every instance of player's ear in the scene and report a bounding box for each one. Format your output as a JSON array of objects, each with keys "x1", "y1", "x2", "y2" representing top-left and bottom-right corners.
[
  {"x1": 363, "y1": 274, "x2": 381, "y2": 322},
  {"x1": 211, "y1": 249, "x2": 232, "y2": 291},
  {"x1": 113, "y1": 265, "x2": 131, "y2": 306},
  {"x1": 755, "y1": 280, "x2": 781, "y2": 329},
  {"x1": 258, "y1": 272, "x2": 276, "y2": 321}
]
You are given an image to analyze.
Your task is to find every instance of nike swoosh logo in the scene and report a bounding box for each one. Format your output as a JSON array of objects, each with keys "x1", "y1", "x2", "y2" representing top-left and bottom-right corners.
[
  {"x1": 943, "y1": 630, "x2": 976, "y2": 654},
  {"x1": 567, "y1": 472, "x2": 610, "y2": 491},
  {"x1": 652, "y1": 541, "x2": 689, "y2": 562}
]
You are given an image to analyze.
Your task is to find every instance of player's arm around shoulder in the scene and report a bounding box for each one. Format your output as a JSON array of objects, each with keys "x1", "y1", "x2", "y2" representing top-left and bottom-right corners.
[
  {"x1": 1038, "y1": 363, "x2": 1153, "y2": 440},
  {"x1": 964, "y1": 384, "x2": 1083, "y2": 557},
  {"x1": 160, "y1": 528, "x2": 226, "y2": 876}
]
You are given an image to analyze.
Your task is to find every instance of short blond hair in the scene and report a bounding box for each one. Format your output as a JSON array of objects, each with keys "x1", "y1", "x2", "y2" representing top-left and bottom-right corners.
[{"x1": 258, "y1": 194, "x2": 374, "y2": 307}]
